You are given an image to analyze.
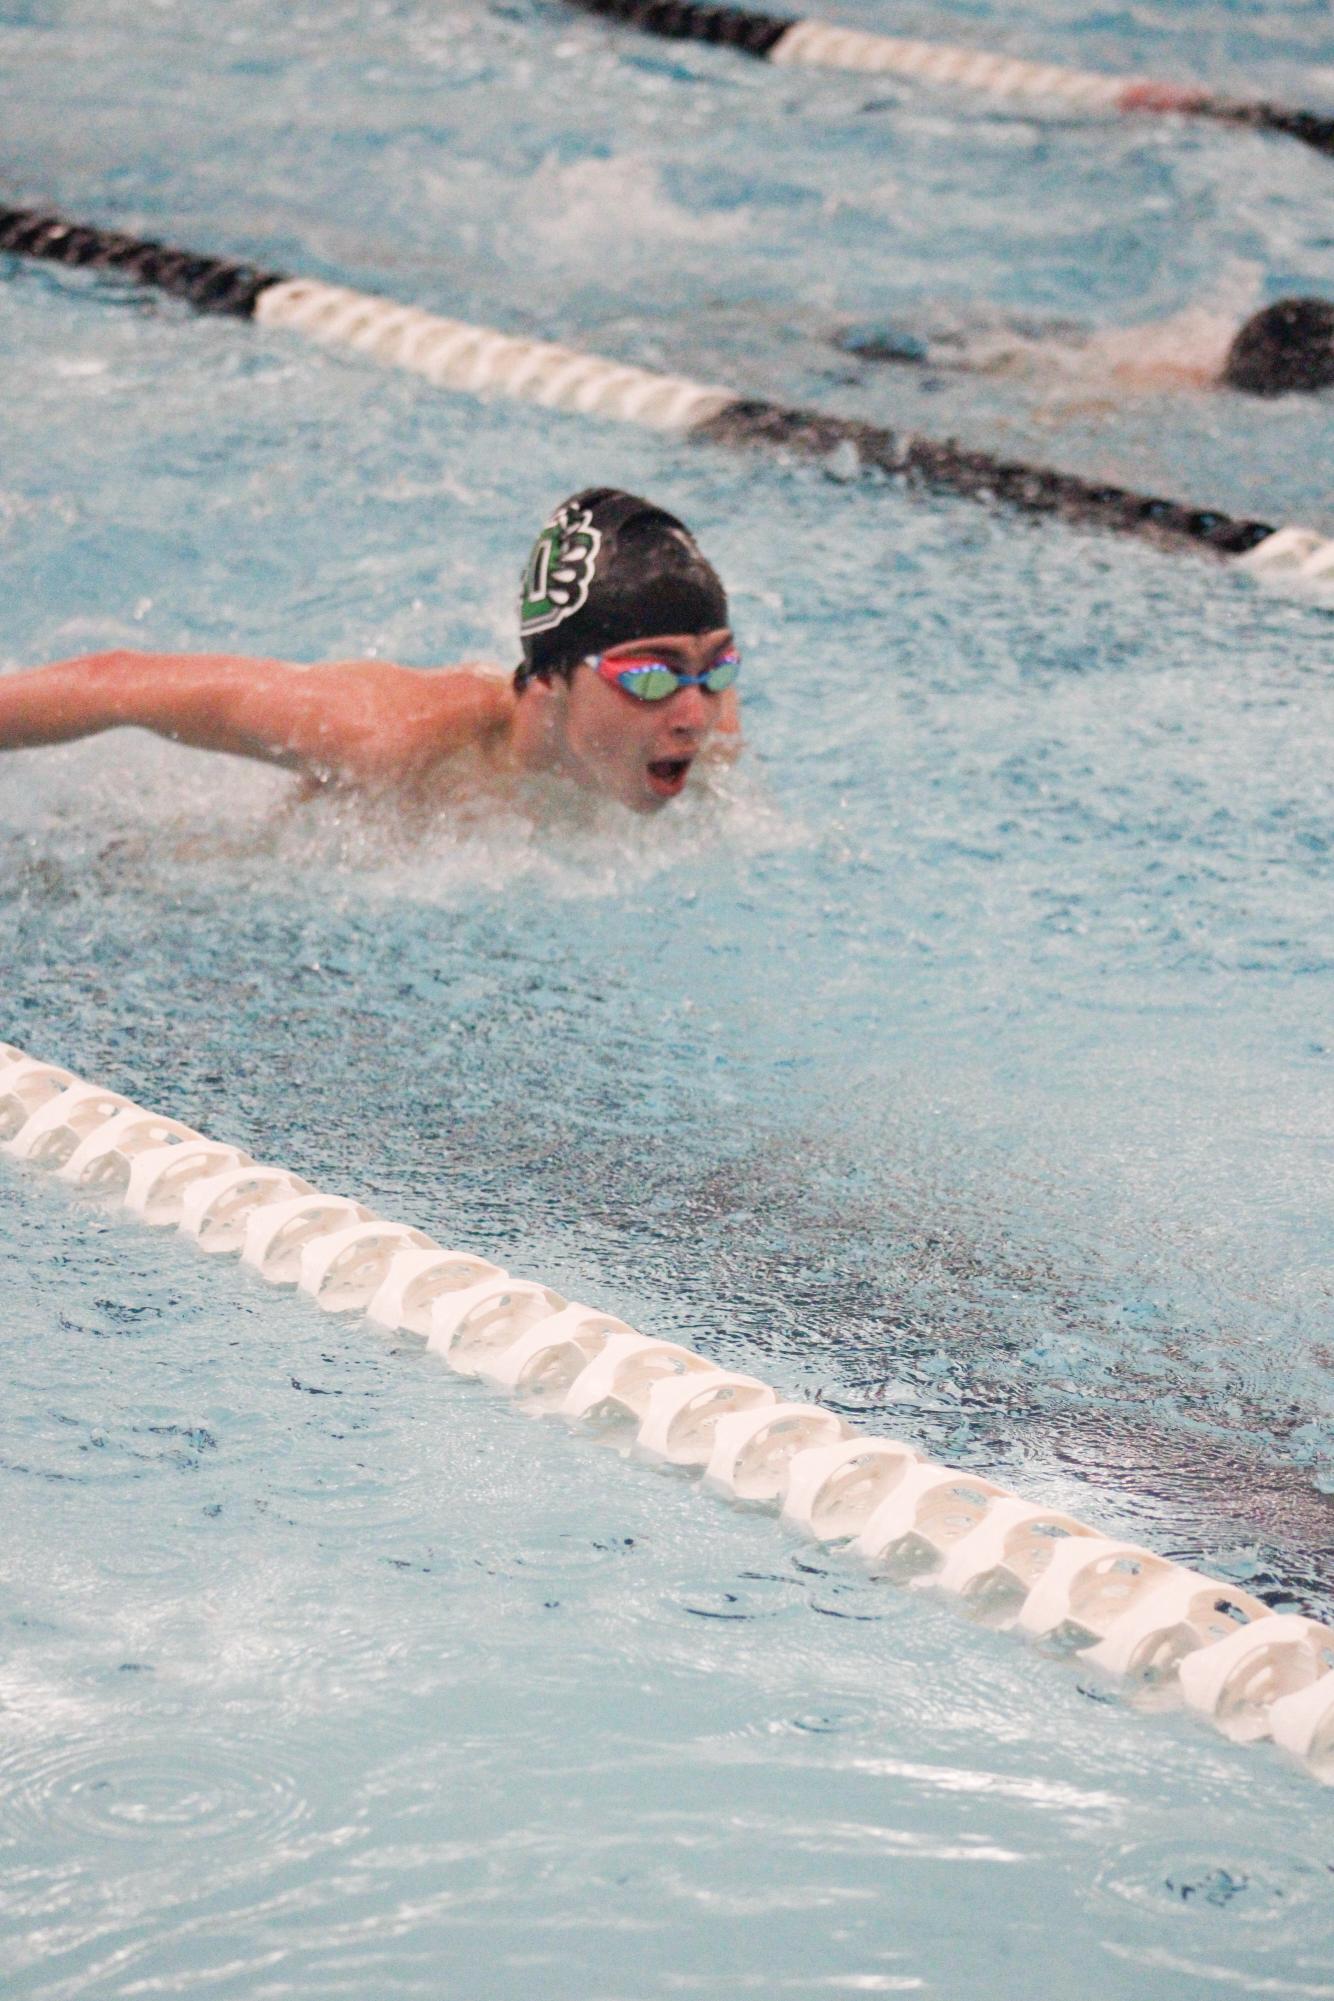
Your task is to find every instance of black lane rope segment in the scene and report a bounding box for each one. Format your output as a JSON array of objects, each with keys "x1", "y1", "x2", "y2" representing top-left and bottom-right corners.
[
  {"x1": 0, "y1": 206, "x2": 285, "y2": 316},
  {"x1": 0, "y1": 200, "x2": 1279, "y2": 561},
  {"x1": 570, "y1": 0, "x2": 792, "y2": 55},
  {"x1": 563, "y1": 0, "x2": 1334, "y2": 162},
  {"x1": 700, "y1": 401, "x2": 1275, "y2": 556},
  {"x1": 1203, "y1": 98, "x2": 1334, "y2": 159}
]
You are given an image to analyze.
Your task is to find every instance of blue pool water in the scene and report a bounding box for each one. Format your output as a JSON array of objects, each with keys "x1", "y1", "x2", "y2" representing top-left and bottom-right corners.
[{"x1": 2, "y1": 0, "x2": 1333, "y2": 1994}]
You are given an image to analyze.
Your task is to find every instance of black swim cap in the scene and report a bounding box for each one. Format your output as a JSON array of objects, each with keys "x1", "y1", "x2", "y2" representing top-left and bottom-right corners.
[
  {"x1": 1221, "y1": 296, "x2": 1334, "y2": 396},
  {"x1": 517, "y1": 489, "x2": 728, "y2": 685}
]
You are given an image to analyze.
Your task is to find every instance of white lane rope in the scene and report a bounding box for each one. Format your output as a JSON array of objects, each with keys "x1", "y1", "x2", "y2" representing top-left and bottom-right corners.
[
  {"x1": 3, "y1": 1041, "x2": 1332, "y2": 1781},
  {"x1": 3, "y1": 202, "x2": 1333, "y2": 589},
  {"x1": 255, "y1": 281, "x2": 736, "y2": 432},
  {"x1": 255, "y1": 275, "x2": 1334, "y2": 590},
  {"x1": 771, "y1": 20, "x2": 1123, "y2": 108},
  {"x1": 562, "y1": 0, "x2": 1334, "y2": 160}
]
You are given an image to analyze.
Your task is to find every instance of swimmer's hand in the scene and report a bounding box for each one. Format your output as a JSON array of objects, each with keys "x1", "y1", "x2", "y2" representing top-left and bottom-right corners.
[{"x1": 0, "y1": 649, "x2": 515, "y2": 786}]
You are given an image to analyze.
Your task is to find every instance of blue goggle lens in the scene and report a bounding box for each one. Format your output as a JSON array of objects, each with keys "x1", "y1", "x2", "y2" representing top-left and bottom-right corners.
[{"x1": 610, "y1": 650, "x2": 741, "y2": 700}]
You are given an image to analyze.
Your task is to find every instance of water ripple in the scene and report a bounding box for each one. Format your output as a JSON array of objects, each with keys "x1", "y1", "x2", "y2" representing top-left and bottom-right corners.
[
  {"x1": 0, "y1": 1730, "x2": 308, "y2": 1855},
  {"x1": 1095, "y1": 1839, "x2": 1334, "y2": 1944}
]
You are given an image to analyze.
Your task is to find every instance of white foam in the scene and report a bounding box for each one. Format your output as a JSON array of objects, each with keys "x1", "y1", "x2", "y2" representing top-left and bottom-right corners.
[{"x1": 513, "y1": 155, "x2": 748, "y2": 265}]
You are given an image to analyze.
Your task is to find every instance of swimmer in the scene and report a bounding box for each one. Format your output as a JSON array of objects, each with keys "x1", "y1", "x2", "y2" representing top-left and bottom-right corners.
[
  {"x1": 839, "y1": 295, "x2": 1334, "y2": 400},
  {"x1": 0, "y1": 489, "x2": 741, "y2": 815}
]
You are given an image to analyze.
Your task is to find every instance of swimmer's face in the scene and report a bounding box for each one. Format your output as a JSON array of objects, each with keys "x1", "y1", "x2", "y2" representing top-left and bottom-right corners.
[{"x1": 551, "y1": 629, "x2": 736, "y2": 813}]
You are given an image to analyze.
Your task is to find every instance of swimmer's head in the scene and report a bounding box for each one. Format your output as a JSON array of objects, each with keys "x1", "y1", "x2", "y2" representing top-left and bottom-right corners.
[
  {"x1": 1221, "y1": 296, "x2": 1334, "y2": 397},
  {"x1": 513, "y1": 490, "x2": 735, "y2": 813},
  {"x1": 515, "y1": 488, "x2": 728, "y2": 688}
]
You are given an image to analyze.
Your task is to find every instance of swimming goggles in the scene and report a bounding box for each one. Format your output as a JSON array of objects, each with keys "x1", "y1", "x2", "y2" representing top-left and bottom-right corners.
[{"x1": 587, "y1": 648, "x2": 740, "y2": 702}]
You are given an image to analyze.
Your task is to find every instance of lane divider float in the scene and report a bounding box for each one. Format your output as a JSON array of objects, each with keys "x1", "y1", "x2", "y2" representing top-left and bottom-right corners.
[
  {"x1": 3, "y1": 1039, "x2": 1333, "y2": 1780},
  {"x1": 2, "y1": 201, "x2": 1332, "y2": 590},
  {"x1": 563, "y1": 0, "x2": 1334, "y2": 162}
]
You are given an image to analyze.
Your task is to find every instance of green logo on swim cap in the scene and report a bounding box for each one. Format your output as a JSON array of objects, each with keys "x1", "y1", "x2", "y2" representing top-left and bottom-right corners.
[{"x1": 519, "y1": 503, "x2": 602, "y2": 637}]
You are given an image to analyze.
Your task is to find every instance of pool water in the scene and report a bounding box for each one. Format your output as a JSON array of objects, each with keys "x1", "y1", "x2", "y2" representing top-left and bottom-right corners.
[{"x1": 2, "y1": 1, "x2": 1333, "y2": 1994}]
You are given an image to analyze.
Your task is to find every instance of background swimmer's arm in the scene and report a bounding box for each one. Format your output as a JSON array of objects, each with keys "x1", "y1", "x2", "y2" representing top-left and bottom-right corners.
[{"x1": 0, "y1": 650, "x2": 514, "y2": 782}]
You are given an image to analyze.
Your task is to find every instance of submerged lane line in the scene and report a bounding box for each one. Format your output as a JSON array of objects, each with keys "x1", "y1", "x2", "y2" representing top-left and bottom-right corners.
[
  {"x1": 2, "y1": 1041, "x2": 1334, "y2": 1782},
  {"x1": 563, "y1": 0, "x2": 1334, "y2": 162},
  {"x1": 2, "y1": 201, "x2": 1333, "y2": 590}
]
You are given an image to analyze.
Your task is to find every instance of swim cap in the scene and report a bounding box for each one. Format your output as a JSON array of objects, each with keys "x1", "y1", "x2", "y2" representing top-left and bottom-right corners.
[
  {"x1": 1221, "y1": 296, "x2": 1334, "y2": 396},
  {"x1": 517, "y1": 488, "x2": 728, "y2": 685}
]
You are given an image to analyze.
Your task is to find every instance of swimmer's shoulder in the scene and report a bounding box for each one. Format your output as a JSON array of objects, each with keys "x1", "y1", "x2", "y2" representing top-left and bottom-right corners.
[
  {"x1": 302, "y1": 657, "x2": 516, "y2": 786},
  {"x1": 404, "y1": 659, "x2": 517, "y2": 761}
]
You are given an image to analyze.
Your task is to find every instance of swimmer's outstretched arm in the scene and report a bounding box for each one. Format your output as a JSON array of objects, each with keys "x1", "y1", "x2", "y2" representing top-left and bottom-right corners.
[{"x1": 0, "y1": 649, "x2": 514, "y2": 783}]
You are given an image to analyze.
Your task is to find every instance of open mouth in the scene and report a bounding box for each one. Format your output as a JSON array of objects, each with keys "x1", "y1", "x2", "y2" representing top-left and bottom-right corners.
[{"x1": 646, "y1": 756, "x2": 692, "y2": 797}]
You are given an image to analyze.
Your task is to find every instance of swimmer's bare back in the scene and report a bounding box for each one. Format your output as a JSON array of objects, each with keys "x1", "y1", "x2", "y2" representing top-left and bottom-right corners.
[
  {"x1": 0, "y1": 649, "x2": 517, "y2": 791},
  {"x1": 838, "y1": 294, "x2": 1334, "y2": 403},
  {"x1": 839, "y1": 315, "x2": 1226, "y2": 397}
]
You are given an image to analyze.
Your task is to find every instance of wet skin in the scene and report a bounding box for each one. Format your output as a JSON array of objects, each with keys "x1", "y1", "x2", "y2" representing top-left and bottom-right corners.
[
  {"x1": 0, "y1": 629, "x2": 741, "y2": 812},
  {"x1": 531, "y1": 628, "x2": 739, "y2": 814}
]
